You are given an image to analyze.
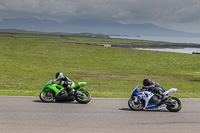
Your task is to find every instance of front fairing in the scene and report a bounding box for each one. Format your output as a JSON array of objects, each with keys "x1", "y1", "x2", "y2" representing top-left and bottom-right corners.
[
  {"x1": 131, "y1": 88, "x2": 139, "y2": 96},
  {"x1": 131, "y1": 88, "x2": 151, "y2": 96},
  {"x1": 131, "y1": 86, "x2": 158, "y2": 109},
  {"x1": 43, "y1": 83, "x2": 65, "y2": 94}
]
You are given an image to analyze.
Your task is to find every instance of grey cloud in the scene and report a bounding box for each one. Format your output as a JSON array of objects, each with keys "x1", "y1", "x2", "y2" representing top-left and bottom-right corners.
[{"x1": 0, "y1": 0, "x2": 200, "y2": 32}]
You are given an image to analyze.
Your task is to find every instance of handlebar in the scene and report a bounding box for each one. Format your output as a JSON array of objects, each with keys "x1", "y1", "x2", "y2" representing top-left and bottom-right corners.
[{"x1": 47, "y1": 79, "x2": 56, "y2": 84}]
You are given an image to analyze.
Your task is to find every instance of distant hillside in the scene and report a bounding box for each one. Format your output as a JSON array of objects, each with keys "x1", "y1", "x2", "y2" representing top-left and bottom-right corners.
[
  {"x1": 0, "y1": 29, "x2": 109, "y2": 38},
  {"x1": 0, "y1": 18, "x2": 200, "y2": 37}
]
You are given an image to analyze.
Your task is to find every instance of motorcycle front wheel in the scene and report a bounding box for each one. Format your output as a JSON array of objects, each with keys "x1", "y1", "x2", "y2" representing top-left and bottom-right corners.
[
  {"x1": 40, "y1": 91, "x2": 55, "y2": 102},
  {"x1": 128, "y1": 97, "x2": 144, "y2": 111},
  {"x1": 75, "y1": 90, "x2": 91, "y2": 104},
  {"x1": 166, "y1": 97, "x2": 182, "y2": 112}
]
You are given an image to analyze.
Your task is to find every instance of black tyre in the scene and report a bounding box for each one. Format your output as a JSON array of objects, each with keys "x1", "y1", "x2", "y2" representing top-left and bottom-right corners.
[
  {"x1": 75, "y1": 90, "x2": 91, "y2": 104},
  {"x1": 166, "y1": 97, "x2": 182, "y2": 112},
  {"x1": 128, "y1": 97, "x2": 145, "y2": 111},
  {"x1": 39, "y1": 91, "x2": 55, "y2": 102}
]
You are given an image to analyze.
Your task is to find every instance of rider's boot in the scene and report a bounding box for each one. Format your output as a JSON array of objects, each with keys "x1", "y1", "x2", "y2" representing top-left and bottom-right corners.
[
  {"x1": 70, "y1": 88, "x2": 75, "y2": 93},
  {"x1": 161, "y1": 93, "x2": 168, "y2": 101},
  {"x1": 68, "y1": 87, "x2": 75, "y2": 94},
  {"x1": 157, "y1": 94, "x2": 168, "y2": 106}
]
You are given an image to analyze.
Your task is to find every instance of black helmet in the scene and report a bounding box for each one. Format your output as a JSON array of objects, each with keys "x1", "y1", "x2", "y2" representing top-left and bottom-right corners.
[
  {"x1": 143, "y1": 78, "x2": 152, "y2": 86},
  {"x1": 55, "y1": 72, "x2": 63, "y2": 79}
]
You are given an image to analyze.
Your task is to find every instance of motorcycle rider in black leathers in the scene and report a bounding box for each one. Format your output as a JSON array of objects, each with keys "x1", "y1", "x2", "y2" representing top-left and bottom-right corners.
[
  {"x1": 142, "y1": 78, "x2": 166, "y2": 100},
  {"x1": 53, "y1": 72, "x2": 75, "y2": 94}
]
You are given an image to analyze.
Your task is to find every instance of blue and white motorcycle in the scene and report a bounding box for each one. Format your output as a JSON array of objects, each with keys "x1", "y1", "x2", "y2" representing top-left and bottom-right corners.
[{"x1": 128, "y1": 85, "x2": 182, "y2": 112}]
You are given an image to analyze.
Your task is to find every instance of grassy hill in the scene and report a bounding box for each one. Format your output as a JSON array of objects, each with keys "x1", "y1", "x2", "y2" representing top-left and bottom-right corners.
[{"x1": 0, "y1": 33, "x2": 200, "y2": 98}]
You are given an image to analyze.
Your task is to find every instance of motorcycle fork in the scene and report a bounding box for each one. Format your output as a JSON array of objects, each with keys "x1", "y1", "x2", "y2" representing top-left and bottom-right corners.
[
  {"x1": 43, "y1": 90, "x2": 53, "y2": 98},
  {"x1": 133, "y1": 96, "x2": 142, "y2": 104}
]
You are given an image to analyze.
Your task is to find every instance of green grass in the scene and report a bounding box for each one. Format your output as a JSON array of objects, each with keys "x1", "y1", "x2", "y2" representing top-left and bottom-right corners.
[{"x1": 0, "y1": 33, "x2": 200, "y2": 98}]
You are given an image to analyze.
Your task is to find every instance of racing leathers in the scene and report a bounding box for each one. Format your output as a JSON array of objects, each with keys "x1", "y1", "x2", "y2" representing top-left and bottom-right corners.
[
  {"x1": 54, "y1": 76, "x2": 75, "y2": 93},
  {"x1": 143, "y1": 81, "x2": 166, "y2": 99}
]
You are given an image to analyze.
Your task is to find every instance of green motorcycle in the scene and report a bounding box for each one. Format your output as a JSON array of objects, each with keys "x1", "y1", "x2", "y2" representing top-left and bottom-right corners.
[{"x1": 39, "y1": 80, "x2": 91, "y2": 104}]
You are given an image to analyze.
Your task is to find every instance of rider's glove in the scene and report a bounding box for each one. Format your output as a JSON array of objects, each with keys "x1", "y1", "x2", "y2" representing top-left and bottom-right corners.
[
  {"x1": 52, "y1": 79, "x2": 57, "y2": 83},
  {"x1": 152, "y1": 88, "x2": 159, "y2": 92}
]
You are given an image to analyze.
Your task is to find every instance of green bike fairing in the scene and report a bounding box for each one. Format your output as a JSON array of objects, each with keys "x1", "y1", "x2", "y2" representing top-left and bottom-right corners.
[
  {"x1": 71, "y1": 82, "x2": 87, "y2": 88},
  {"x1": 43, "y1": 83, "x2": 65, "y2": 95},
  {"x1": 42, "y1": 82, "x2": 87, "y2": 95}
]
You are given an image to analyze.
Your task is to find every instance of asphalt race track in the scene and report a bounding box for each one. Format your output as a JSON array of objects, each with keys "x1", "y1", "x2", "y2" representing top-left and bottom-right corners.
[{"x1": 0, "y1": 96, "x2": 199, "y2": 133}]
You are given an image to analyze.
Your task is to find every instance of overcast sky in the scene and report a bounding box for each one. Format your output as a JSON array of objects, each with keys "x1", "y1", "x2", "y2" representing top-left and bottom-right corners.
[{"x1": 0, "y1": 0, "x2": 200, "y2": 33}]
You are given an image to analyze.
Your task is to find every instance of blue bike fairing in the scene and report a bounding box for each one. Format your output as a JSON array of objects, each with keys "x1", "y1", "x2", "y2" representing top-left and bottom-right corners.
[
  {"x1": 145, "y1": 103, "x2": 158, "y2": 109},
  {"x1": 131, "y1": 88, "x2": 139, "y2": 95},
  {"x1": 131, "y1": 88, "x2": 152, "y2": 95}
]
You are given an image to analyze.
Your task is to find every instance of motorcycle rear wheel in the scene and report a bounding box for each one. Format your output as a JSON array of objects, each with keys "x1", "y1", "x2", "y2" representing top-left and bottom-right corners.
[
  {"x1": 166, "y1": 97, "x2": 182, "y2": 112},
  {"x1": 40, "y1": 91, "x2": 55, "y2": 102},
  {"x1": 128, "y1": 97, "x2": 144, "y2": 111},
  {"x1": 75, "y1": 90, "x2": 91, "y2": 104}
]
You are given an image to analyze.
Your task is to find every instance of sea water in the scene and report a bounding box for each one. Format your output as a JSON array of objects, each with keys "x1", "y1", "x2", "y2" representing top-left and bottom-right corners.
[
  {"x1": 110, "y1": 35, "x2": 200, "y2": 44},
  {"x1": 135, "y1": 48, "x2": 200, "y2": 54},
  {"x1": 110, "y1": 35, "x2": 200, "y2": 54}
]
